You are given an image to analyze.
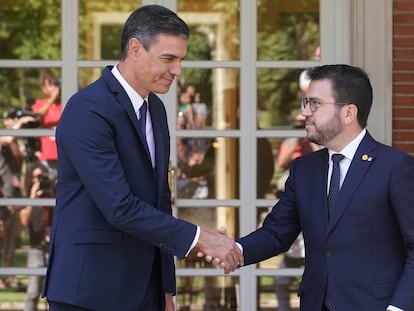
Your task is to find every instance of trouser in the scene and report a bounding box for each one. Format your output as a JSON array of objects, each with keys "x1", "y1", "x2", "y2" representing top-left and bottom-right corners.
[{"x1": 24, "y1": 247, "x2": 46, "y2": 311}]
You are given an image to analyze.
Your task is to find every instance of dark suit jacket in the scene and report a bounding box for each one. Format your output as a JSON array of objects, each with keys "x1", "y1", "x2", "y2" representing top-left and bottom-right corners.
[
  {"x1": 43, "y1": 67, "x2": 197, "y2": 311},
  {"x1": 239, "y1": 132, "x2": 414, "y2": 311}
]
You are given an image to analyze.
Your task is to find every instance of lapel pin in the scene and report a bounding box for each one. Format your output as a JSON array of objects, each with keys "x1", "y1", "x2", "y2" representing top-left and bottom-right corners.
[{"x1": 362, "y1": 154, "x2": 372, "y2": 161}]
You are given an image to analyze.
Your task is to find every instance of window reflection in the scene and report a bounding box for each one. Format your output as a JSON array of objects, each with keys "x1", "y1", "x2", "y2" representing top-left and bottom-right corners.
[
  {"x1": 257, "y1": 0, "x2": 320, "y2": 61},
  {"x1": 177, "y1": 276, "x2": 239, "y2": 311},
  {"x1": 176, "y1": 138, "x2": 239, "y2": 200},
  {"x1": 257, "y1": 208, "x2": 303, "y2": 309},
  {"x1": 78, "y1": 68, "x2": 103, "y2": 90},
  {"x1": 257, "y1": 67, "x2": 314, "y2": 129},
  {"x1": 0, "y1": 1, "x2": 61, "y2": 60},
  {"x1": 78, "y1": 1, "x2": 142, "y2": 61},
  {"x1": 178, "y1": 0, "x2": 240, "y2": 61},
  {"x1": 178, "y1": 68, "x2": 240, "y2": 130},
  {"x1": 257, "y1": 275, "x2": 301, "y2": 310},
  {"x1": 257, "y1": 133, "x2": 319, "y2": 200},
  {"x1": 257, "y1": 137, "x2": 276, "y2": 199}
]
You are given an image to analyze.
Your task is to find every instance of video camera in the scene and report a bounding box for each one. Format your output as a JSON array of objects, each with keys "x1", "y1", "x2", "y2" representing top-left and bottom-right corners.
[
  {"x1": 4, "y1": 108, "x2": 40, "y2": 128},
  {"x1": 37, "y1": 173, "x2": 55, "y2": 198}
]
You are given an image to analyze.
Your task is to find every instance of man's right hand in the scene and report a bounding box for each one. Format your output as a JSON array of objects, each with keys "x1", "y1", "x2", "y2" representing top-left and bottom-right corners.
[{"x1": 195, "y1": 227, "x2": 244, "y2": 274}]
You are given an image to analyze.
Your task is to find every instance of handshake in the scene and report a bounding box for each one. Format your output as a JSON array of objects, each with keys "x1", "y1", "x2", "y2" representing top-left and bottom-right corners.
[{"x1": 195, "y1": 227, "x2": 244, "y2": 274}]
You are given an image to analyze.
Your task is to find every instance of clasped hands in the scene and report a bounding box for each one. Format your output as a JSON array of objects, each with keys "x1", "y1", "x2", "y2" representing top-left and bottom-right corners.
[{"x1": 196, "y1": 227, "x2": 244, "y2": 274}]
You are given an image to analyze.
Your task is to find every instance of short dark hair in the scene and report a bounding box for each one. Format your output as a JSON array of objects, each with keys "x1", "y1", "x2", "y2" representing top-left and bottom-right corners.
[
  {"x1": 306, "y1": 64, "x2": 373, "y2": 128},
  {"x1": 120, "y1": 5, "x2": 189, "y2": 60}
]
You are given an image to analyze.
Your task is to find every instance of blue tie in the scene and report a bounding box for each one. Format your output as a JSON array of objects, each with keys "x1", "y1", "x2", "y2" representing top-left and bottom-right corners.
[
  {"x1": 324, "y1": 153, "x2": 344, "y2": 311},
  {"x1": 139, "y1": 100, "x2": 147, "y2": 143}
]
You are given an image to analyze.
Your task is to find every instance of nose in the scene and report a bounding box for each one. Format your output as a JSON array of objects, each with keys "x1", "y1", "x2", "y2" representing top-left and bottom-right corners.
[
  {"x1": 170, "y1": 60, "x2": 182, "y2": 77},
  {"x1": 301, "y1": 104, "x2": 313, "y2": 117}
]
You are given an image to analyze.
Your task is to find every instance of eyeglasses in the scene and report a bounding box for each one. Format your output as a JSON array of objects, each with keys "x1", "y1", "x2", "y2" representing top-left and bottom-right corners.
[{"x1": 301, "y1": 97, "x2": 348, "y2": 112}]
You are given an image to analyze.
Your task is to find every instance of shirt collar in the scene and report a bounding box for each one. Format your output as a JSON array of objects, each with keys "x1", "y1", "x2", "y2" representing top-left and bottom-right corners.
[
  {"x1": 111, "y1": 64, "x2": 147, "y2": 112},
  {"x1": 328, "y1": 128, "x2": 367, "y2": 161}
]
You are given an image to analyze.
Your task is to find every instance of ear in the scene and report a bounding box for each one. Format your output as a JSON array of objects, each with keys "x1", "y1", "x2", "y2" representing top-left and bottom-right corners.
[
  {"x1": 128, "y1": 38, "x2": 143, "y2": 57},
  {"x1": 343, "y1": 104, "x2": 358, "y2": 125}
]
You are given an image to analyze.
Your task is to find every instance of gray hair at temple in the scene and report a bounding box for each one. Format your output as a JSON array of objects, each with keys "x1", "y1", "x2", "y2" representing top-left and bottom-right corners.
[{"x1": 120, "y1": 5, "x2": 189, "y2": 60}]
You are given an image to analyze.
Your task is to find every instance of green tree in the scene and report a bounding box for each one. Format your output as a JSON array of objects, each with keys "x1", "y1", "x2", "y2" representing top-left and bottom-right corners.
[{"x1": 0, "y1": 0, "x2": 61, "y2": 113}]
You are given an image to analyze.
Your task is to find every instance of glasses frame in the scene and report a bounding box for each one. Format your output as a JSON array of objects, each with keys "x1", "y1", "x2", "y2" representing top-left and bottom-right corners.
[{"x1": 301, "y1": 97, "x2": 348, "y2": 112}]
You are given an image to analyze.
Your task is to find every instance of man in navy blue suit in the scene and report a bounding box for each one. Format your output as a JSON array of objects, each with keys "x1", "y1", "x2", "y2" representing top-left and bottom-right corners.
[
  {"x1": 207, "y1": 64, "x2": 414, "y2": 311},
  {"x1": 42, "y1": 5, "x2": 243, "y2": 311}
]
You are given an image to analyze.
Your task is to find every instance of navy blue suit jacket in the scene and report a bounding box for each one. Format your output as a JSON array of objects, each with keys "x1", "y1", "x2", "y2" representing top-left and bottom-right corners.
[
  {"x1": 43, "y1": 67, "x2": 197, "y2": 311},
  {"x1": 239, "y1": 132, "x2": 414, "y2": 311}
]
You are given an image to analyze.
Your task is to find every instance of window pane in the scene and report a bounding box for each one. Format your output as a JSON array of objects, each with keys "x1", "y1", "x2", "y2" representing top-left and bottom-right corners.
[
  {"x1": 78, "y1": 68, "x2": 104, "y2": 90},
  {"x1": 0, "y1": 68, "x2": 61, "y2": 115},
  {"x1": 176, "y1": 137, "x2": 239, "y2": 200},
  {"x1": 177, "y1": 276, "x2": 239, "y2": 311},
  {"x1": 0, "y1": 0, "x2": 61, "y2": 60},
  {"x1": 178, "y1": 0, "x2": 240, "y2": 61},
  {"x1": 257, "y1": 68, "x2": 312, "y2": 129},
  {"x1": 257, "y1": 137, "x2": 276, "y2": 199},
  {"x1": 257, "y1": 0, "x2": 320, "y2": 61},
  {"x1": 78, "y1": 1, "x2": 142, "y2": 61},
  {"x1": 178, "y1": 68, "x2": 240, "y2": 130},
  {"x1": 257, "y1": 135, "x2": 319, "y2": 199},
  {"x1": 176, "y1": 206, "x2": 239, "y2": 268},
  {"x1": 0, "y1": 134, "x2": 58, "y2": 199},
  {"x1": 258, "y1": 275, "x2": 301, "y2": 310}
]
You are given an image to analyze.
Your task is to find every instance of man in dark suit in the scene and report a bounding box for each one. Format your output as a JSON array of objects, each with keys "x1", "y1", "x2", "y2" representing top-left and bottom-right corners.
[
  {"x1": 42, "y1": 5, "x2": 242, "y2": 311},
  {"x1": 208, "y1": 64, "x2": 414, "y2": 311}
]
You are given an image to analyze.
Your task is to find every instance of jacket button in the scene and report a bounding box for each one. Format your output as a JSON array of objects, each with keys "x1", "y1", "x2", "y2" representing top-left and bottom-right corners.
[{"x1": 326, "y1": 250, "x2": 333, "y2": 257}]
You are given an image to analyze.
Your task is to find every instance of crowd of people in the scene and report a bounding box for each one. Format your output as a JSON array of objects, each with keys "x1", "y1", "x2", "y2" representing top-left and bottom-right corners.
[{"x1": 0, "y1": 72, "x2": 61, "y2": 311}]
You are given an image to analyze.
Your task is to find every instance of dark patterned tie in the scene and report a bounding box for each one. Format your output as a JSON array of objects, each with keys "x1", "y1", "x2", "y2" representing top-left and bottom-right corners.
[
  {"x1": 324, "y1": 153, "x2": 345, "y2": 311},
  {"x1": 139, "y1": 100, "x2": 147, "y2": 144},
  {"x1": 327, "y1": 153, "x2": 345, "y2": 218}
]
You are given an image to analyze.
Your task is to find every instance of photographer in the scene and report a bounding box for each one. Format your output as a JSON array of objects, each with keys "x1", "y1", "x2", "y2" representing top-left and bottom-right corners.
[
  {"x1": 20, "y1": 161, "x2": 54, "y2": 311},
  {"x1": 31, "y1": 72, "x2": 62, "y2": 172},
  {"x1": 3, "y1": 108, "x2": 41, "y2": 163}
]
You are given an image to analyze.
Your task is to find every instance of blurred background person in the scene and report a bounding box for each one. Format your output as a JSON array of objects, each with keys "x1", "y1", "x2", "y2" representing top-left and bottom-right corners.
[
  {"x1": 177, "y1": 138, "x2": 216, "y2": 199},
  {"x1": 177, "y1": 91, "x2": 194, "y2": 129},
  {"x1": 20, "y1": 161, "x2": 55, "y2": 311},
  {"x1": 192, "y1": 92, "x2": 207, "y2": 129},
  {"x1": 0, "y1": 108, "x2": 38, "y2": 289},
  {"x1": 31, "y1": 72, "x2": 62, "y2": 175}
]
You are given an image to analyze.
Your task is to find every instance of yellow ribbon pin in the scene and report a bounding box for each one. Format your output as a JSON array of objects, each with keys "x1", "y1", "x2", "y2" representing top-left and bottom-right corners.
[{"x1": 362, "y1": 154, "x2": 372, "y2": 161}]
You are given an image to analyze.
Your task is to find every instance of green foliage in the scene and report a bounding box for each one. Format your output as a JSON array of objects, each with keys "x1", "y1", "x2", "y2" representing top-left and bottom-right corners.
[
  {"x1": 0, "y1": 0, "x2": 61, "y2": 113},
  {"x1": 0, "y1": 0, "x2": 61, "y2": 60},
  {"x1": 256, "y1": 2, "x2": 319, "y2": 126}
]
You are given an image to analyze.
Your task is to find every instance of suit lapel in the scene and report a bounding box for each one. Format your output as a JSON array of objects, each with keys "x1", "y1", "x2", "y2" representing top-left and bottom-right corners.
[
  {"x1": 327, "y1": 133, "x2": 378, "y2": 234},
  {"x1": 103, "y1": 67, "x2": 152, "y2": 163}
]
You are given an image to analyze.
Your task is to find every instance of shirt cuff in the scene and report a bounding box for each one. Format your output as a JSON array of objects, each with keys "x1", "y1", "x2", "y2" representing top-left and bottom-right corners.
[
  {"x1": 387, "y1": 305, "x2": 404, "y2": 311},
  {"x1": 185, "y1": 225, "x2": 200, "y2": 257},
  {"x1": 236, "y1": 242, "x2": 243, "y2": 253}
]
